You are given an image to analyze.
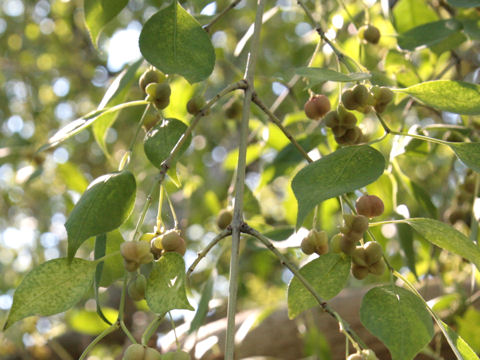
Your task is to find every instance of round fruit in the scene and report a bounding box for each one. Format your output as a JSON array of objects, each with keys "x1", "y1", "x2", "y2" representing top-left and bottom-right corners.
[
  {"x1": 352, "y1": 84, "x2": 369, "y2": 106},
  {"x1": 144, "y1": 347, "x2": 163, "y2": 360},
  {"x1": 339, "y1": 112, "x2": 357, "y2": 129},
  {"x1": 139, "y1": 69, "x2": 165, "y2": 93},
  {"x1": 304, "y1": 94, "x2": 331, "y2": 120},
  {"x1": 350, "y1": 215, "x2": 369, "y2": 234},
  {"x1": 128, "y1": 274, "x2": 147, "y2": 301},
  {"x1": 161, "y1": 351, "x2": 191, "y2": 360},
  {"x1": 300, "y1": 236, "x2": 315, "y2": 255},
  {"x1": 341, "y1": 90, "x2": 358, "y2": 110},
  {"x1": 161, "y1": 230, "x2": 187, "y2": 256},
  {"x1": 121, "y1": 242, "x2": 140, "y2": 262},
  {"x1": 146, "y1": 82, "x2": 171, "y2": 110},
  {"x1": 361, "y1": 349, "x2": 378, "y2": 360},
  {"x1": 339, "y1": 234, "x2": 356, "y2": 255},
  {"x1": 355, "y1": 195, "x2": 384, "y2": 218},
  {"x1": 364, "y1": 241, "x2": 383, "y2": 265},
  {"x1": 369, "y1": 259, "x2": 386, "y2": 275},
  {"x1": 186, "y1": 96, "x2": 206, "y2": 115},
  {"x1": 330, "y1": 233, "x2": 343, "y2": 253},
  {"x1": 352, "y1": 264, "x2": 369, "y2": 280},
  {"x1": 217, "y1": 209, "x2": 233, "y2": 230},
  {"x1": 123, "y1": 344, "x2": 145, "y2": 360},
  {"x1": 352, "y1": 246, "x2": 368, "y2": 267},
  {"x1": 311, "y1": 230, "x2": 329, "y2": 255},
  {"x1": 324, "y1": 111, "x2": 339, "y2": 128},
  {"x1": 347, "y1": 353, "x2": 365, "y2": 360},
  {"x1": 359, "y1": 24, "x2": 381, "y2": 44}
]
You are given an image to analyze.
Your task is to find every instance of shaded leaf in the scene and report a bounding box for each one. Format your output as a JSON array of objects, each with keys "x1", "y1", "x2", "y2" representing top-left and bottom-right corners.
[
  {"x1": 189, "y1": 277, "x2": 213, "y2": 334},
  {"x1": 292, "y1": 145, "x2": 385, "y2": 228},
  {"x1": 448, "y1": 0, "x2": 480, "y2": 7},
  {"x1": 98, "y1": 231, "x2": 125, "y2": 287},
  {"x1": 287, "y1": 254, "x2": 351, "y2": 319},
  {"x1": 84, "y1": 0, "x2": 129, "y2": 46},
  {"x1": 360, "y1": 285, "x2": 434, "y2": 360},
  {"x1": 296, "y1": 67, "x2": 371, "y2": 85},
  {"x1": 397, "y1": 19, "x2": 463, "y2": 51},
  {"x1": 139, "y1": 2, "x2": 215, "y2": 83},
  {"x1": 65, "y1": 171, "x2": 136, "y2": 260},
  {"x1": 398, "y1": 218, "x2": 480, "y2": 270},
  {"x1": 398, "y1": 80, "x2": 480, "y2": 115},
  {"x1": 146, "y1": 253, "x2": 193, "y2": 314},
  {"x1": 4, "y1": 258, "x2": 96, "y2": 329},
  {"x1": 396, "y1": 221, "x2": 417, "y2": 278},
  {"x1": 143, "y1": 118, "x2": 191, "y2": 168},
  {"x1": 449, "y1": 142, "x2": 480, "y2": 173}
]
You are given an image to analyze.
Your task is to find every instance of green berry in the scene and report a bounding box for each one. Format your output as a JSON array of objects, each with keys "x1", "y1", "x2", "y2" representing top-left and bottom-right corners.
[
  {"x1": 352, "y1": 264, "x2": 369, "y2": 280},
  {"x1": 161, "y1": 230, "x2": 187, "y2": 256},
  {"x1": 186, "y1": 96, "x2": 206, "y2": 115},
  {"x1": 330, "y1": 233, "x2": 343, "y2": 253},
  {"x1": 347, "y1": 353, "x2": 365, "y2": 360},
  {"x1": 341, "y1": 90, "x2": 358, "y2": 110},
  {"x1": 217, "y1": 209, "x2": 233, "y2": 230},
  {"x1": 139, "y1": 69, "x2": 165, "y2": 93},
  {"x1": 369, "y1": 259, "x2": 386, "y2": 275},
  {"x1": 123, "y1": 344, "x2": 145, "y2": 360},
  {"x1": 352, "y1": 84, "x2": 369, "y2": 106},
  {"x1": 359, "y1": 24, "x2": 381, "y2": 44},
  {"x1": 364, "y1": 241, "x2": 383, "y2": 265},
  {"x1": 304, "y1": 94, "x2": 331, "y2": 120},
  {"x1": 339, "y1": 234, "x2": 356, "y2": 255},
  {"x1": 128, "y1": 274, "x2": 147, "y2": 301},
  {"x1": 161, "y1": 351, "x2": 191, "y2": 360},
  {"x1": 324, "y1": 111, "x2": 339, "y2": 128},
  {"x1": 300, "y1": 235, "x2": 316, "y2": 255},
  {"x1": 355, "y1": 195, "x2": 385, "y2": 218},
  {"x1": 350, "y1": 215, "x2": 369, "y2": 234},
  {"x1": 144, "y1": 347, "x2": 163, "y2": 360},
  {"x1": 352, "y1": 246, "x2": 368, "y2": 267},
  {"x1": 146, "y1": 82, "x2": 171, "y2": 110}
]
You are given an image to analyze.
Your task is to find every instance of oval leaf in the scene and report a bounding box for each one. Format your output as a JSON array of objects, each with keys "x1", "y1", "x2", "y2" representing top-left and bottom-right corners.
[
  {"x1": 296, "y1": 67, "x2": 371, "y2": 85},
  {"x1": 146, "y1": 252, "x2": 193, "y2": 314},
  {"x1": 139, "y1": 2, "x2": 215, "y2": 83},
  {"x1": 84, "y1": 0, "x2": 129, "y2": 46},
  {"x1": 397, "y1": 19, "x2": 462, "y2": 50},
  {"x1": 292, "y1": 145, "x2": 385, "y2": 228},
  {"x1": 397, "y1": 218, "x2": 480, "y2": 270},
  {"x1": 4, "y1": 258, "x2": 96, "y2": 329},
  {"x1": 449, "y1": 142, "x2": 480, "y2": 173},
  {"x1": 398, "y1": 80, "x2": 480, "y2": 115},
  {"x1": 448, "y1": 0, "x2": 480, "y2": 7},
  {"x1": 360, "y1": 285, "x2": 434, "y2": 360},
  {"x1": 65, "y1": 171, "x2": 136, "y2": 260},
  {"x1": 144, "y1": 118, "x2": 191, "y2": 168},
  {"x1": 287, "y1": 253, "x2": 351, "y2": 319}
]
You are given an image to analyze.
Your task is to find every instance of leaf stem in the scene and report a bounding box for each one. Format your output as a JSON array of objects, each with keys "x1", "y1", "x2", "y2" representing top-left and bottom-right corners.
[
  {"x1": 204, "y1": 0, "x2": 242, "y2": 33},
  {"x1": 133, "y1": 181, "x2": 158, "y2": 241},
  {"x1": 78, "y1": 323, "x2": 119, "y2": 360},
  {"x1": 141, "y1": 313, "x2": 166, "y2": 346},
  {"x1": 242, "y1": 224, "x2": 366, "y2": 350}
]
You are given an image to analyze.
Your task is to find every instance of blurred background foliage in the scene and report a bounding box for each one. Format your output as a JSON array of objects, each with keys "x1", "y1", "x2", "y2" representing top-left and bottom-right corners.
[{"x1": 1, "y1": 0, "x2": 480, "y2": 358}]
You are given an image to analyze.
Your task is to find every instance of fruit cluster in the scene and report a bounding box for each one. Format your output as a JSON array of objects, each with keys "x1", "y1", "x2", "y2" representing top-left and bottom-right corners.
[
  {"x1": 139, "y1": 68, "x2": 171, "y2": 110},
  {"x1": 324, "y1": 106, "x2": 366, "y2": 145},
  {"x1": 149, "y1": 229, "x2": 187, "y2": 258},
  {"x1": 122, "y1": 344, "x2": 161, "y2": 360},
  {"x1": 332, "y1": 214, "x2": 370, "y2": 255},
  {"x1": 351, "y1": 242, "x2": 386, "y2": 279},
  {"x1": 300, "y1": 229, "x2": 329, "y2": 256},
  {"x1": 341, "y1": 85, "x2": 394, "y2": 114},
  {"x1": 120, "y1": 241, "x2": 154, "y2": 272}
]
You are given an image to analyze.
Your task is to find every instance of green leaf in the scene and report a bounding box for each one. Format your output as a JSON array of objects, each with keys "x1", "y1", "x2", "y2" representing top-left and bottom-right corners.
[
  {"x1": 360, "y1": 285, "x2": 434, "y2": 360},
  {"x1": 38, "y1": 100, "x2": 147, "y2": 152},
  {"x1": 396, "y1": 221, "x2": 417, "y2": 278},
  {"x1": 295, "y1": 67, "x2": 371, "y2": 85},
  {"x1": 143, "y1": 118, "x2": 191, "y2": 168},
  {"x1": 292, "y1": 145, "x2": 385, "y2": 228},
  {"x1": 84, "y1": 0, "x2": 129, "y2": 47},
  {"x1": 397, "y1": 19, "x2": 463, "y2": 51},
  {"x1": 145, "y1": 252, "x2": 193, "y2": 314},
  {"x1": 92, "y1": 59, "x2": 144, "y2": 156},
  {"x1": 66, "y1": 308, "x2": 118, "y2": 335},
  {"x1": 398, "y1": 80, "x2": 480, "y2": 115},
  {"x1": 287, "y1": 254, "x2": 351, "y2": 319},
  {"x1": 393, "y1": 0, "x2": 438, "y2": 33},
  {"x1": 98, "y1": 231, "x2": 125, "y2": 287},
  {"x1": 65, "y1": 171, "x2": 136, "y2": 260},
  {"x1": 56, "y1": 162, "x2": 89, "y2": 193},
  {"x1": 449, "y1": 142, "x2": 480, "y2": 173},
  {"x1": 440, "y1": 320, "x2": 480, "y2": 359},
  {"x1": 448, "y1": 0, "x2": 480, "y2": 7},
  {"x1": 139, "y1": 1, "x2": 215, "y2": 83},
  {"x1": 397, "y1": 218, "x2": 480, "y2": 270},
  {"x1": 462, "y1": 19, "x2": 480, "y2": 40},
  {"x1": 189, "y1": 277, "x2": 213, "y2": 334},
  {"x1": 4, "y1": 258, "x2": 96, "y2": 329}
]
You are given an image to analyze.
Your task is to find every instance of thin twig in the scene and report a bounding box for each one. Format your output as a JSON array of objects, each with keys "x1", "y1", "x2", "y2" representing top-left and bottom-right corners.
[
  {"x1": 242, "y1": 223, "x2": 367, "y2": 350},
  {"x1": 204, "y1": 0, "x2": 242, "y2": 33}
]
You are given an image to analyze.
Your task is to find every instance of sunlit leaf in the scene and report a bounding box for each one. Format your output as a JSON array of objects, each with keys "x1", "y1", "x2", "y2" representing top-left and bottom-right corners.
[
  {"x1": 145, "y1": 253, "x2": 193, "y2": 314},
  {"x1": 292, "y1": 145, "x2": 385, "y2": 228},
  {"x1": 139, "y1": 1, "x2": 215, "y2": 83},
  {"x1": 66, "y1": 308, "x2": 118, "y2": 335},
  {"x1": 449, "y1": 142, "x2": 480, "y2": 173},
  {"x1": 398, "y1": 80, "x2": 480, "y2": 115},
  {"x1": 360, "y1": 285, "x2": 434, "y2": 360},
  {"x1": 84, "y1": 0, "x2": 129, "y2": 46},
  {"x1": 440, "y1": 320, "x2": 480, "y2": 359},
  {"x1": 287, "y1": 254, "x2": 351, "y2": 319},
  {"x1": 396, "y1": 218, "x2": 480, "y2": 269},
  {"x1": 65, "y1": 171, "x2": 136, "y2": 260},
  {"x1": 393, "y1": 0, "x2": 438, "y2": 33},
  {"x1": 4, "y1": 258, "x2": 96, "y2": 329}
]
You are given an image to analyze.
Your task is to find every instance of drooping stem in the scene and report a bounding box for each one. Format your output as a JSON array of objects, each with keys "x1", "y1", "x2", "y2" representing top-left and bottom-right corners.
[
  {"x1": 78, "y1": 323, "x2": 119, "y2": 360},
  {"x1": 204, "y1": 0, "x2": 242, "y2": 33},
  {"x1": 225, "y1": 0, "x2": 266, "y2": 358},
  {"x1": 132, "y1": 181, "x2": 157, "y2": 242},
  {"x1": 242, "y1": 224, "x2": 366, "y2": 350},
  {"x1": 141, "y1": 313, "x2": 166, "y2": 346}
]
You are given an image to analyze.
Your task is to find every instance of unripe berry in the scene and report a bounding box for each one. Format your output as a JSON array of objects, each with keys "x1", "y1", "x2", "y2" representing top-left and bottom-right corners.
[
  {"x1": 339, "y1": 112, "x2": 357, "y2": 129},
  {"x1": 364, "y1": 241, "x2": 383, "y2": 265},
  {"x1": 352, "y1": 84, "x2": 369, "y2": 106},
  {"x1": 341, "y1": 90, "x2": 358, "y2": 110},
  {"x1": 139, "y1": 69, "x2": 166, "y2": 93},
  {"x1": 217, "y1": 209, "x2": 233, "y2": 230},
  {"x1": 350, "y1": 215, "x2": 369, "y2": 234},
  {"x1": 347, "y1": 353, "x2": 365, "y2": 360},
  {"x1": 144, "y1": 347, "x2": 163, "y2": 360},
  {"x1": 128, "y1": 274, "x2": 147, "y2": 301},
  {"x1": 146, "y1": 82, "x2": 171, "y2": 110},
  {"x1": 361, "y1": 349, "x2": 379, "y2": 360},
  {"x1": 335, "y1": 127, "x2": 362, "y2": 145},
  {"x1": 120, "y1": 241, "x2": 153, "y2": 271},
  {"x1": 359, "y1": 24, "x2": 381, "y2": 44},
  {"x1": 186, "y1": 96, "x2": 206, "y2": 115},
  {"x1": 311, "y1": 230, "x2": 329, "y2": 255},
  {"x1": 121, "y1": 242, "x2": 140, "y2": 262},
  {"x1": 324, "y1": 111, "x2": 340, "y2": 128},
  {"x1": 123, "y1": 344, "x2": 145, "y2": 360},
  {"x1": 162, "y1": 351, "x2": 191, "y2": 360},
  {"x1": 356, "y1": 195, "x2": 384, "y2": 218},
  {"x1": 161, "y1": 230, "x2": 186, "y2": 256},
  {"x1": 339, "y1": 234, "x2": 356, "y2": 255},
  {"x1": 352, "y1": 246, "x2": 368, "y2": 267},
  {"x1": 352, "y1": 264, "x2": 369, "y2": 280},
  {"x1": 304, "y1": 95, "x2": 331, "y2": 120},
  {"x1": 369, "y1": 259, "x2": 386, "y2": 276},
  {"x1": 330, "y1": 233, "x2": 343, "y2": 253},
  {"x1": 300, "y1": 236, "x2": 315, "y2": 255}
]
